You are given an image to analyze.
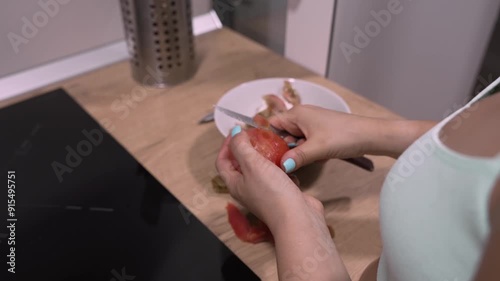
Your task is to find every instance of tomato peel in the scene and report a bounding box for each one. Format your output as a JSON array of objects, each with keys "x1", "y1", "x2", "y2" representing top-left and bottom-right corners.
[
  {"x1": 226, "y1": 203, "x2": 272, "y2": 244},
  {"x1": 226, "y1": 128, "x2": 288, "y2": 243},
  {"x1": 252, "y1": 114, "x2": 270, "y2": 128}
]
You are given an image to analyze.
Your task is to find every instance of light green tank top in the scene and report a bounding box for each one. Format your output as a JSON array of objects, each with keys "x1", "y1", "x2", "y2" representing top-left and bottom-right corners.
[{"x1": 377, "y1": 77, "x2": 500, "y2": 281}]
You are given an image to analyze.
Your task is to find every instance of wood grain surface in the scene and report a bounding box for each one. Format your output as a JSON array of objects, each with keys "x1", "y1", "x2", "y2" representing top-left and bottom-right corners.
[{"x1": 1, "y1": 28, "x2": 400, "y2": 280}]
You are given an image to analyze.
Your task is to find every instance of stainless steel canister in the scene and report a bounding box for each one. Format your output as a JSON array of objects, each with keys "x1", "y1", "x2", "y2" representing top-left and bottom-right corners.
[{"x1": 119, "y1": 0, "x2": 195, "y2": 87}]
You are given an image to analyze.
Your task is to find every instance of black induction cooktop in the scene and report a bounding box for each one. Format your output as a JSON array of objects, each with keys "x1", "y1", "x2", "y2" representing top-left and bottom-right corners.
[{"x1": 0, "y1": 89, "x2": 259, "y2": 281}]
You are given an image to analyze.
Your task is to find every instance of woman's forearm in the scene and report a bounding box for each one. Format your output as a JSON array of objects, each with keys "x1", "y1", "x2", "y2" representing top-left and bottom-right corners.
[
  {"x1": 268, "y1": 198, "x2": 350, "y2": 281},
  {"x1": 363, "y1": 119, "x2": 437, "y2": 158}
]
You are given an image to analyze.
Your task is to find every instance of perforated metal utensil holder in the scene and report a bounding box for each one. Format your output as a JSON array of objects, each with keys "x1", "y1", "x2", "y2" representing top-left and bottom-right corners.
[{"x1": 120, "y1": 0, "x2": 195, "y2": 87}]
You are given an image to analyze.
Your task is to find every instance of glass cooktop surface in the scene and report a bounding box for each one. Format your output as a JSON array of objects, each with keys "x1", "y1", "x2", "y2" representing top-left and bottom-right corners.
[{"x1": 0, "y1": 89, "x2": 259, "y2": 281}]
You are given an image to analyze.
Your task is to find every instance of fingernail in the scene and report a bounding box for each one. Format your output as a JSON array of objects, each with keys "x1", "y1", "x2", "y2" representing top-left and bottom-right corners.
[
  {"x1": 287, "y1": 142, "x2": 297, "y2": 148},
  {"x1": 231, "y1": 125, "x2": 242, "y2": 137},
  {"x1": 283, "y1": 158, "x2": 296, "y2": 173}
]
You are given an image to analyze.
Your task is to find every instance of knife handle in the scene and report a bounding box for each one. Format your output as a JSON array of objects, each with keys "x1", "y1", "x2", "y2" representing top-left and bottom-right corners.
[
  {"x1": 287, "y1": 142, "x2": 374, "y2": 172},
  {"x1": 342, "y1": 156, "x2": 374, "y2": 172}
]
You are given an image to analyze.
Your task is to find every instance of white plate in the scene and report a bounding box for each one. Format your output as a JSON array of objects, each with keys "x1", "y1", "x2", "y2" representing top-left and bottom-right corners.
[{"x1": 215, "y1": 78, "x2": 351, "y2": 136}]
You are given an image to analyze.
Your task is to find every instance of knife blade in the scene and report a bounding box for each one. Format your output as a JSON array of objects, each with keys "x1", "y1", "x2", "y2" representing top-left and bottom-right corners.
[
  {"x1": 214, "y1": 105, "x2": 258, "y2": 128},
  {"x1": 214, "y1": 105, "x2": 375, "y2": 172},
  {"x1": 214, "y1": 105, "x2": 288, "y2": 137}
]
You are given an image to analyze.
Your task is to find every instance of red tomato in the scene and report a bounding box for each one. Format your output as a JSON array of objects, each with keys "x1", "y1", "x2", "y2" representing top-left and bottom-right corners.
[
  {"x1": 226, "y1": 203, "x2": 272, "y2": 244},
  {"x1": 226, "y1": 128, "x2": 288, "y2": 243},
  {"x1": 248, "y1": 128, "x2": 288, "y2": 166},
  {"x1": 230, "y1": 128, "x2": 288, "y2": 167}
]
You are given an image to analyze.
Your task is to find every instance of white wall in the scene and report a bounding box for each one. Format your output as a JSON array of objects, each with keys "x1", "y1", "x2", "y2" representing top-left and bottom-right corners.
[
  {"x1": 0, "y1": 0, "x2": 211, "y2": 78},
  {"x1": 327, "y1": 0, "x2": 500, "y2": 120},
  {"x1": 285, "y1": 0, "x2": 335, "y2": 75}
]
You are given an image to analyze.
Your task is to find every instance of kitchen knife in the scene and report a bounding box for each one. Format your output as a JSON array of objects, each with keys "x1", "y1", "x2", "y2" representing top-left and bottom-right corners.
[
  {"x1": 214, "y1": 105, "x2": 374, "y2": 172},
  {"x1": 214, "y1": 105, "x2": 287, "y2": 137}
]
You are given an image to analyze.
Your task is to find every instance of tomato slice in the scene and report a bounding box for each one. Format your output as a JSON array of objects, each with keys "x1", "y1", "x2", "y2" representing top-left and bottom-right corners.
[{"x1": 226, "y1": 203, "x2": 272, "y2": 244}]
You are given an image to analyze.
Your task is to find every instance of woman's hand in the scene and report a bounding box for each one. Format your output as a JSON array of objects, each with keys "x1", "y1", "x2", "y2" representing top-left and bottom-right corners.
[
  {"x1": 216, "y1": 127, "x2": 350, "y2": 280},
  {"x1": 215, "y1": 128, "x2": 322, "y2": 227},
  {"x1": 269, "y1": 105, "x2": 378, "y2": 172},
  {"x1": 269, "y1": 105, "x2": 436, "y2": 173}
]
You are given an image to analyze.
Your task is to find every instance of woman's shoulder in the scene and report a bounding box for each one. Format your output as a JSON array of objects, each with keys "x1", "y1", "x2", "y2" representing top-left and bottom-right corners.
[
  {"x1": 440, "y1": 93, "x2": 500, "y2": 158},
  {"x1": 440, "y1": 93, "x2": 500, "y2": 226}
]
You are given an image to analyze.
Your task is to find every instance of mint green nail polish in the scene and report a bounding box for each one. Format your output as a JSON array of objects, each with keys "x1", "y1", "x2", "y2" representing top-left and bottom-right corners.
[
  {"x1": 283, "y1": 158, "x2": 296, "y2": 173},
  {"x1": 231, "y1": 125, "x2": 242, "y2": 137}
]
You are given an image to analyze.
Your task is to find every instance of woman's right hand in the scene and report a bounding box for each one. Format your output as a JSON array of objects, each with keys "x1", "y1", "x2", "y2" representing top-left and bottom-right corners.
[
  {"x1": 269, "y1": 105, "x2": 375, "y2": 172},
  {"x1": 269, "y1": 105, "x2": 436, "y2": 173}
]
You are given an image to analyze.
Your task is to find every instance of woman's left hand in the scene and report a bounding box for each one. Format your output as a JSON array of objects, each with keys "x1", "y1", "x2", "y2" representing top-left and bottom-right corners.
[
  {"x1": 215, "y1": 128, "x2": 323, "y2": 227},
  {"x1": 216, "y1": 128, "x2": 350, "y2": 280}
]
